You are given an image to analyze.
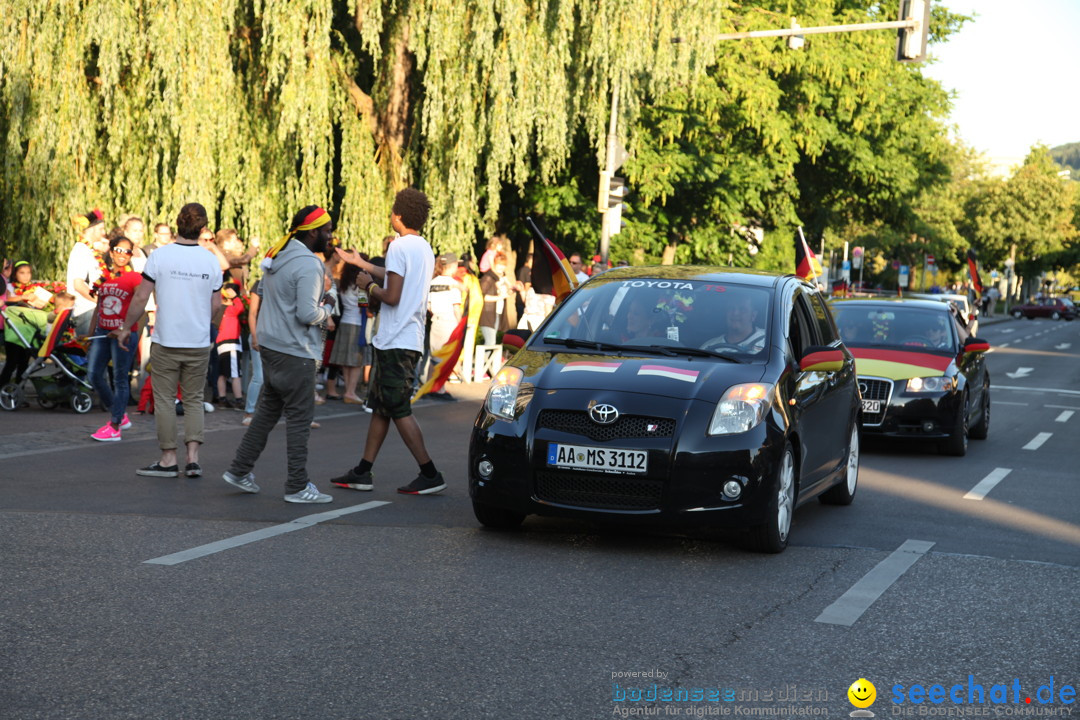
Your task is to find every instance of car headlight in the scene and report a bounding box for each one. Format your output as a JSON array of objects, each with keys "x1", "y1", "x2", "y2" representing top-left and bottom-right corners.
[
  {"x1": 906, "y1": 376, "x2": 955, "y2": 393},
  {"x1": 485, "y1": 367, "x2": 526, "y2": 420},
  {"x1": 708, "y1": 383, "x2": 775, "y2": 436}
]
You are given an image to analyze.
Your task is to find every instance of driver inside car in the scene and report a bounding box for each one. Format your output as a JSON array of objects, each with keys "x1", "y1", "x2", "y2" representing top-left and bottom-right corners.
[{"x1": 702, "y1": 294, "x2": 767, "y2": 352}]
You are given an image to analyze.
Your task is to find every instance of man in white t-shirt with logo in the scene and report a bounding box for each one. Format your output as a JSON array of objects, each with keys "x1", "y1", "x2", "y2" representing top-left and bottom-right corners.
[
  {"x1": 113, "y1": 202, "x2": 222, "y2": 479},
  {"x1": 329, "y1": 188, "x2": 445, "y2": 495}
]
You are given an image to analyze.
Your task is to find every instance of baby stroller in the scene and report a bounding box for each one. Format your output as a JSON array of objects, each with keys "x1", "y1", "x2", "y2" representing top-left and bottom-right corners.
[{"x1": 0, "y1": 307, "x2": 95, "y2": 413}]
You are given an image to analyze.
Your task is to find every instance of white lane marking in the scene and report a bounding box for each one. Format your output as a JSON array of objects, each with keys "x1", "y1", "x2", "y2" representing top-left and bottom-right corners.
[
  {"x1": 815, "y1": 539, "x2": 935, "y2": 627},
  {"x1": 999, "y1": 329, "x2": 1015, "y2": 334},
  {"x1": 1056, "y1": 411, "x2": 1074, "y2": 423},
  {"x1": 1005, "y1": 367, "x2": 1033, "y2": 379},
  {"x1": 963, "y1": 468, "x2": 1013, "y2": 501},
  {"x1": 144, "y1": 501, "x2": 391, "y2": 565},
  {"x1": 994, "y1": 401, "x2": 1028, "y2": 406},
  {"x1": 1047, "y1": 405, "x2": 1080, "y2": 410},
  {"x1": 993, "y1": 385, "x2": 1080, "y2": 397},
  {"x1": 1023, "y1": 433, "x2": 1052, "y2": 451},
  {"x1": 998, "y1": 342, "x2": 1010, "y2": 347},
  {"x1": 1055, "y1": 343, "x2": 1072, "y2": 350}
]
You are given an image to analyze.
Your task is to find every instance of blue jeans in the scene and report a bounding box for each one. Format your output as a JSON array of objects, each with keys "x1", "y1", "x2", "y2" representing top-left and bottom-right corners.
[
  {"x1": 87, "y1": 327, "x2": 138, "y2": 425},
  {"x1": 245, "y1": 347, "x2": 263, "y2": 414}
]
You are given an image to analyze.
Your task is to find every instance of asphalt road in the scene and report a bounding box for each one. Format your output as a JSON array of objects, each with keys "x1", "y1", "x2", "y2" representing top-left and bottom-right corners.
[{"x1": 2, "y1": 314, "x2": 1077, "y2": 720}]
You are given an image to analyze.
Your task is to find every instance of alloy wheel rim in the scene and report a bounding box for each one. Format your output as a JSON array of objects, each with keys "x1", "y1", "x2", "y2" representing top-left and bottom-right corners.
[
  {"x1": 777, "y1": 451, "x2": 794, "y2": 541},
  {"x1": 846, "y1": 429, "x2": 859, "y2": 494}
]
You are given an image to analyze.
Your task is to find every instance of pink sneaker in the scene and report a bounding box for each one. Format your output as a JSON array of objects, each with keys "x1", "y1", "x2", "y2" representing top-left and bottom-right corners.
[
  {"x1": 119, "y1": 414, "x2": 132, "y2": 430},
  {"x1": 91, "y1": 424, "x2": 122, "y2": 442}
]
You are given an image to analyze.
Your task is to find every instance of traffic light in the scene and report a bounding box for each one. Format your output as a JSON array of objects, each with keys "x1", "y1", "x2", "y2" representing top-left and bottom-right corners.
[
  {"x1": 896, "y1": 0, "x2": 930, "y2": 62},
  {"x1": 597, "y1": 171, "x2": 628, "y2": 236}
]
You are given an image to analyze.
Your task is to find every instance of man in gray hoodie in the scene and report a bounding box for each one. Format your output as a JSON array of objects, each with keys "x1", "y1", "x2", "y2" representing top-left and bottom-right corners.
[{"x1": 222, "y1": 205, "x2": 336, "y2": 503}]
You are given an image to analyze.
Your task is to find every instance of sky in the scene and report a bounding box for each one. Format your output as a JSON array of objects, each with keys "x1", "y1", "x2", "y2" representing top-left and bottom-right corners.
[{"x1": 921, "y1": 0, "x2": 1080, "y2": 161}]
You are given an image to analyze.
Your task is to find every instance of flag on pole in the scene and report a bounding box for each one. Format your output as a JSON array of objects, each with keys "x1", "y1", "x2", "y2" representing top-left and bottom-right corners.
[
  {"x1": 966, "y1": 248, "x2": 984, "y2": 296},
  {"x1": 794, "y1": 227, "x2": 822, "y2": 280},
  {"x1": 525, "y1": 217, "x2": 579, "y2": 305},
  {"x1": 412, "y1": 294, "x2": 470, "y2": 403}
]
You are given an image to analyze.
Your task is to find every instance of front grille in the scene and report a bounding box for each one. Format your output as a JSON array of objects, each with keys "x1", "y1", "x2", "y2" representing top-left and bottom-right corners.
[
  {"x1": 536, "y1": 409, "x2": 675, "y2": 442},
  {"x1": 535, "y1": 470, "x2": 663, "y2": 510},
  {"x1": 858, "y1": 376, "x2": 893, "y2": 427}
]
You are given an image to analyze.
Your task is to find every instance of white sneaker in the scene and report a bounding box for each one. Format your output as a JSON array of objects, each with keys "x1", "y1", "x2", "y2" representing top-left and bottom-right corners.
[
  {"x1": 223, "y1": 470, "x2": 260, "y2": 494},
  {"x1": 203, "y1": 401, "x2": 215, "y2": 413},
  {"x1": 284, "y1": 482, "x2": 332, "y2": 504}
]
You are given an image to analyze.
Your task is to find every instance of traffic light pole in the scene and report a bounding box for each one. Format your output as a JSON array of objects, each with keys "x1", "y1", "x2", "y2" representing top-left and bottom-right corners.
[{"x1": 599, "y1": 76, "x2": 620, "y2": 269}]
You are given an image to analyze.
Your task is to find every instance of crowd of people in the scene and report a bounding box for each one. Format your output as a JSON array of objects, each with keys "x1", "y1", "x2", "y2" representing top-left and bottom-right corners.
[{"x1": 1, "y1": 190, "x2": 618, "y2": 503}]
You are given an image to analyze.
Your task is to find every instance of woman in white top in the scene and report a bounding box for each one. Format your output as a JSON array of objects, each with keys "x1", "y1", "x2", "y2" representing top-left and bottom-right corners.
[{"x1": 327, "y1": 251, "x2": 368, "y2": 403}]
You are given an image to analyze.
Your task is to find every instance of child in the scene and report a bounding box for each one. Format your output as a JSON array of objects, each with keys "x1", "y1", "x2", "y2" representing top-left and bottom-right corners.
[{"x1": 215, "y1": 282, "x2": 245, "y2": 409}]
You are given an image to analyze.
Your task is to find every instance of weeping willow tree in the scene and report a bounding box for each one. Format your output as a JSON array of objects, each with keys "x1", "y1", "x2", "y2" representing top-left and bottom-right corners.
[{"x1": 0, "y1": 0, "x2": 731, "y2": 277}]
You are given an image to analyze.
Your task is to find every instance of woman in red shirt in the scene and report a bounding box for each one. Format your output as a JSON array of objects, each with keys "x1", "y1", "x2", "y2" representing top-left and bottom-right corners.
[{"x1": 88, "y1": 236, "x2": 142, "y2": 441}]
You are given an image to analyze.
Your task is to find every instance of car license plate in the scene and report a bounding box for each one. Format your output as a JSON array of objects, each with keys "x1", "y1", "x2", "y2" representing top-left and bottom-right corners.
[
  {"x1": 862, "y1": 399, "x2": 881, "y2": 414},
  {"x1": 547, "y1": 443, "x2": 647, "y2": 474}
]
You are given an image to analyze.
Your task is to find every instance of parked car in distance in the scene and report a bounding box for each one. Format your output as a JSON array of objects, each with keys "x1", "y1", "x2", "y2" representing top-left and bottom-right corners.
[
  {"x1": 829, "y1": 297, "x2": 991, "y2": 456},
  {"x1": 907, "y1": 292, "x2": 979, "y2": 335},
  {"x1": 1009, "y1": 297, "x2": 1077, "y2": 321},
  {"x1": 470, "y1": 267, "x2": 861, "y2": 553}
]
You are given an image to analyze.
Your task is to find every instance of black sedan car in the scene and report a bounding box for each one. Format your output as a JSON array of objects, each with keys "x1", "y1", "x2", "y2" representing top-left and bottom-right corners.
[
  {"x1": 468, "y1": 267, "x2": 861, "y2": 553},
  {"x1": 829, "y1": 298, "x2": 990, "y2": 456}
]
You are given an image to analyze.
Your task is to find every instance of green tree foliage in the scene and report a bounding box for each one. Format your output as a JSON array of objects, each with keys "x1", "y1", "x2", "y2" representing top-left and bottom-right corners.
[
  {"x1": 0, "y1": 0, "x2": 730, "y2": 277},
  {"x1": 1049, "y1": 142, "x2": 1080, "y2": 174},
  {"x1": 961, "y1": 147, "x2": 1077, "y2": 273}
]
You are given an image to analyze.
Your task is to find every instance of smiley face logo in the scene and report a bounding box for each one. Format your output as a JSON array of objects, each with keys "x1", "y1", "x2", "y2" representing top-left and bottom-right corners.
[{"x1": 848, "y1": 679, "x2": 876, "y2": 708}]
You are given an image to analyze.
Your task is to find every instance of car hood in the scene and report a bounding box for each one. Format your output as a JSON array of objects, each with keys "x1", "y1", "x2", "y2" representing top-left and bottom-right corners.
[
  {"x1": 849, "y1": 347, "x2": 955, "y2": 380},
  {"x1": 512, "y1": 349, "x2": 768, "y2": 402}
]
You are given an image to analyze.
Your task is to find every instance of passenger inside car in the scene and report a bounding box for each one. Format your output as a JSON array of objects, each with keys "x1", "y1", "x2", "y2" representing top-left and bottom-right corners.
[{"x1": 702, "y1": 293, "x2": 767, "y2": 352}]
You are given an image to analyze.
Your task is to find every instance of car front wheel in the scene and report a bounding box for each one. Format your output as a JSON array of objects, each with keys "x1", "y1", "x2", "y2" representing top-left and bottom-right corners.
[
  {"x1": 939, "y1": 392, "x2": 969, "y2": 457},
  {"x1": 969, "y1": 379, "x2": 990, "y2": 440},
  {"x1": 749, "y1": 443, "x2": 796, "y2": 553}
]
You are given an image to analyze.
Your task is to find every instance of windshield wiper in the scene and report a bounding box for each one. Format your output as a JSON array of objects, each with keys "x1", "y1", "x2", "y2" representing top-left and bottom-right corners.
[
  {"x1": 622, "y1": 344, "x2": 747, "y2": 363},
  {"x1": 541, "y1": 337, "x2": 627, "y2": 352}
]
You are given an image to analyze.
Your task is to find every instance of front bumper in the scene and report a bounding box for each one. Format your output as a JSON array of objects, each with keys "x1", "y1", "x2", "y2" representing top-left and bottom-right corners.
[
  {"x1": 860, "y1": 382, "x2": 961, "y2": 438},
  {"x1": 468, "y1": 390, "x2": 785, "y2": 528}
]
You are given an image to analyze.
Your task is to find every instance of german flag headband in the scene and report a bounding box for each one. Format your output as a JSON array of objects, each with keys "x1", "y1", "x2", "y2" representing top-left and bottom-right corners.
[{"x1": 262, "y1": 207, "x2": 331, "y2": 270}]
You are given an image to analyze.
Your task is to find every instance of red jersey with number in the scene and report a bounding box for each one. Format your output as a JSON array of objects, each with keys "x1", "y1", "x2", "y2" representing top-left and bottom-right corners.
[{"x1": 96, "y1": 271, "x2": 142, "y2": 332}]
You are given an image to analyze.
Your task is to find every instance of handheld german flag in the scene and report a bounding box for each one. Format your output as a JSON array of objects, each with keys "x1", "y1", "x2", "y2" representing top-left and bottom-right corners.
[
  {"x1": 38, "y1": 309, "x2": 73, "y2": 358},
  {"x1": 966, "y1": 248, "x2": 984, "y2": 296},
  {"x1": 525, "y1": 216, "x2": 579, "y2": 305},
  {"x1": 412, "y1": 293, "x2": 471, "y2": 403},
  {"x1": 795, "y1": 227, "x2": 822, "y2": 280}
]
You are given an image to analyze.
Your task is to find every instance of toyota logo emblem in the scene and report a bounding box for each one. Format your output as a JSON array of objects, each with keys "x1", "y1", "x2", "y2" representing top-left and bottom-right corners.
[{"x1": 589, "y1": 403, "x2": 620, "y2": 425}]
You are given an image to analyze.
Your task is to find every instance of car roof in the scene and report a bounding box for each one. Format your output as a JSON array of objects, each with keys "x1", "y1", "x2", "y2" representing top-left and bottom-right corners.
[
  {"x1": 591, "y1": 265, "x2": 800, "y2": 290},
  {"x1": 828, "y1": 297, "x2": 951, "y2": 312}
]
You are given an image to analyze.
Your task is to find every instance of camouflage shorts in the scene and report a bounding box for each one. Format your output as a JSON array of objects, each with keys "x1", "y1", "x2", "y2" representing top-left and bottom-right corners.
[{"x1": 367, "y1": 347, "x2": 421, "y2": 419}]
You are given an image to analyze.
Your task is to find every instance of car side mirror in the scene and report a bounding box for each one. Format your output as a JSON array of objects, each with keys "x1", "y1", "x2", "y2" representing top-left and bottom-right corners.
[
  {"x1": 799, "y1": 345, "x2": 844, "y2": 372},
  {"x1": 963, "y1": 337, "x2": 990, "y2": 353}
]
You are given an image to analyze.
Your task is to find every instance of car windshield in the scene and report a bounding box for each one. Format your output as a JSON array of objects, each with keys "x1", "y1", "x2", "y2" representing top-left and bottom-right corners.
[
  {"x1": 534, "y1": 275, "x2": 772, "y2": 360},
  {"x1": 832, "y1": 305, "x2": 957, "y2": 354}
]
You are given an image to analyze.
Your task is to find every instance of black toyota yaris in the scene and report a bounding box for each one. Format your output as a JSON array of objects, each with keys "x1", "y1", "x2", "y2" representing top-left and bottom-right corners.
[{"x1": 468, "y1": 267, "x2": 861, "y2": 552}]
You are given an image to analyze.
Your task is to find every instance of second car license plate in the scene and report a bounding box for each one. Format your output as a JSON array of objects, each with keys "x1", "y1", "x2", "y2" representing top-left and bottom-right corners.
[
  {"x1": 547, "y1": 443, "x2": 647, "y2": 474},
  {"x1": 862, "y1": 399, "x2": 881, "y2": 414}
]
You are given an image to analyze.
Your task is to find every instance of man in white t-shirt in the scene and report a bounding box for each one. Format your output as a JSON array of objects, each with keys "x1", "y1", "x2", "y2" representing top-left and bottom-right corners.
[
  {"x1": 329, "y1": 188, "x2": 445, "y2": 496},
  {"x1": 113, "y1": 202, "x2": 222, "y2": 479}
]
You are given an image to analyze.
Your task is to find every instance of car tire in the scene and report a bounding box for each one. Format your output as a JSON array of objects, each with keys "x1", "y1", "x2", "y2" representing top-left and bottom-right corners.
[
  {"x1": 472, "y1": 501, "x2": 526, "y2": 530},
  {"x1": 969, "y1": 379, "x2": 990, "y2": 440},
  {"x1": 821, "y1": 425, "x2": 859, "y2": 506},
  {"x1": 939, "y1": 392, "x2": 969, "y2": 457},
  {"x1": 1011, "y1": 309, "x2": 1023, "y2": 319},
  {"x1": 748, "y1": 443, "x2": 796, "y2": 553},
  {"x1": 1051, "y1": 311, "x2": 1061, "y2": 320}
]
